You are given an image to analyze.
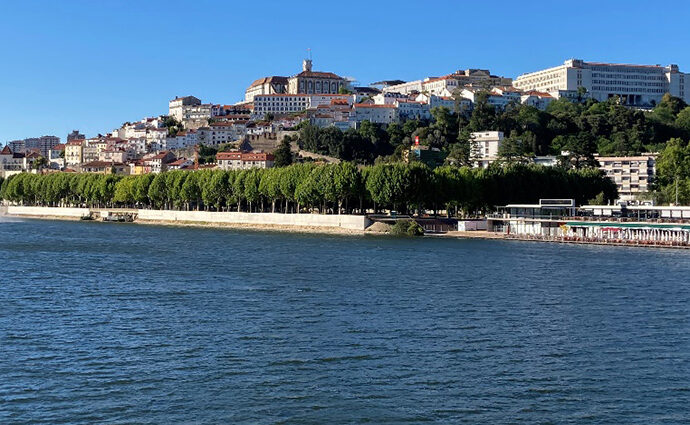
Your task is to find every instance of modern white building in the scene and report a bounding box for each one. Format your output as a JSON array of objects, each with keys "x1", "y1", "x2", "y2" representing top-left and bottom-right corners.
[
  {"x1": 470, "y1": 131, "x2": 504, "y2": 168},
  {"x1": 513, "y1": 59, "x2": 690, "y2": 107},
  {"x1": 595, "y1": 154, "x2": 657, "y2": 202}
]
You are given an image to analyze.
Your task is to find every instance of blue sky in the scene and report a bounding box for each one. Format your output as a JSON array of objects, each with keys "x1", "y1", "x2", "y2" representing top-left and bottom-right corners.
[{"x1": 1, "y1": 0, "x2": 690, "y2": 142}]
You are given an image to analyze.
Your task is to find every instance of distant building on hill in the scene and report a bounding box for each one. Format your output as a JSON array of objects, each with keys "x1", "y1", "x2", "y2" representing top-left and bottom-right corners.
[
  {"x1": 470, "y1": 131, "x2": 504, "y2": 168},
  {"x1": 287, "y1": 59, "x2": 347, "y2": 95},
  {"x1": 67, "y1": 130, "x2": 86, "y2": 142},
  {"x1": 245, "y1": 76, "x2": 288, "y2": 103},
  {"x1": 8, "y1": 135, "x2": 60, "y2": 157},
  {"x1": 216, "y1": 151, "x2": 274, "y2": 170},
  {"x1": 513, "y1": 59, "x2": 690, "y2": 107}
]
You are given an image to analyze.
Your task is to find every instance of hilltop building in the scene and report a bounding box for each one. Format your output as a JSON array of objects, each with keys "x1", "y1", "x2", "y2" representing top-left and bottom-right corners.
[
  {"x1": 245, "y1": 76, "x2": 288, "y2": 103},
  {"x1": 513, "y1": 59, "x2": 690, "y2": 107},
  {"x1": 169, "y1": 96, "x2": 212, "y2": 129},
  {"x1": 67, "y1": 130, "x2": 86, "y2": 142},
  {"x1": 287, "y1": 59, "x2": 347, "y2": 95},
  {"x1": 382, "y1": 69, "x2": 512, "y2": 96}
]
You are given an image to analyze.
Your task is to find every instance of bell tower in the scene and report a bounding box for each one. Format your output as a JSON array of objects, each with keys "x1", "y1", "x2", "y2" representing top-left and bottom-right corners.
[{"x1": 302, "y1": 59, "x2": 312, "y2": 72}]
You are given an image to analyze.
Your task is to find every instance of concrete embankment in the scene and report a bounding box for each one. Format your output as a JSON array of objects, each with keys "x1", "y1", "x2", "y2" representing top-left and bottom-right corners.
[{"x1": 4, "y1": 206, "x2": 373, "y2": 233}]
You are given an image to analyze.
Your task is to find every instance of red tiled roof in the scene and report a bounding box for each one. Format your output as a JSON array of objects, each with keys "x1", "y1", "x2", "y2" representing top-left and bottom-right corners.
[
  {"x1": 216, "y1": 152, "x2": 242, "y2": 160},
  {"x1": 1, "y1": 145, "x2": 12, "y2": 155},
  {"x1": 216, "y1": 151, "x2": 274, "y2": 161},
  {"x1": 82, "y1": 161, "x2": 126, "y2": 168},
  {"x1": 354, "y1": 104, "x2": 396, "y2": 108}
]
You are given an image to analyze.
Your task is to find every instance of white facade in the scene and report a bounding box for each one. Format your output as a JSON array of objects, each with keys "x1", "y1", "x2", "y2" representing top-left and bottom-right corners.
[
  {"x1": 395, "y1": 100, "x2": 431, "y2": 120},
  {"x1": 352, "y1": 104, "x2": 397, "y2": 124},
  {"x1": 164, "y1": 130, "x2": 199, "y2": 150},
  {"x1": 596, "y1": 154, "x2": 657, "y2": 202},
  {"x1": 460, "y1": 89, "x2": 515, "y2": 110},
  {"x1": 381, "y1": 80, "x2": 424, "y2": 95},
  {"x1": 198, "y1": 123, "x2": 247, "y2": 146},
  {"x1": 470, "y1": 131, "x2": 504, "y2": 168},
  {"x1": 520, "y1": 91, "x2": 554, "y2": 110},
  {"x1": 514, "y1": 59, "x2": 690, "y2": 106},
  {"x1": 251, "y1": 94, "x2": 353, "y2": 118}
]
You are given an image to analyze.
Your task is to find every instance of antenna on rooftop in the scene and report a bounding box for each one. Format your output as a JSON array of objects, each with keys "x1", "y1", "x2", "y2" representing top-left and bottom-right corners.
[{"x1": 307, "y1": 48, "x2": 312, "y2": 60}]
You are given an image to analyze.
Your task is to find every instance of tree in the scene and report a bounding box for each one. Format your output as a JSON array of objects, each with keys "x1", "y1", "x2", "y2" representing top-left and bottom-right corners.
[
  {"x1": 148, "y1": 173, "x2": 169, "y2": 209},
  {"x1": 273, "y1": 137, "x2": 293, "y2": 167}
]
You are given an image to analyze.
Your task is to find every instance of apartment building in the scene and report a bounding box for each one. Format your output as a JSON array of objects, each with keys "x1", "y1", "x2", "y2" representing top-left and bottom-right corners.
[
  {"x1": 470, "y1": 131, "x2": 504, "y2": 168},
  {"x1": 8, "y1": 135, "x2": 61, "y2": 157},
  {"x1": 513, "y1": 59, "x2": 690, "y2": 107},
  {"x1": 596, "y1": 154, "x2": 657, "y2": 202},
  {"x1": 65, "y1": 140, "x2": 84, "y2": 167},
  {"x1": 216, "y1": 151, "x2": 274, "y2": 170}
]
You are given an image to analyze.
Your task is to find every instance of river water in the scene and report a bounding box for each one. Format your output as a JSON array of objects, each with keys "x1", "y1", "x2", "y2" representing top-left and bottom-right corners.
[{"x1": 1, "y1": 219, "x2": 689, "y2": 424}]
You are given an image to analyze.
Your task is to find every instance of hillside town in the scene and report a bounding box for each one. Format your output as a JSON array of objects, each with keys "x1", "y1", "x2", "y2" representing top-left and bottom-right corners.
[{"x1": 3, "y1": 57, "x2": 690, "y2": 205}]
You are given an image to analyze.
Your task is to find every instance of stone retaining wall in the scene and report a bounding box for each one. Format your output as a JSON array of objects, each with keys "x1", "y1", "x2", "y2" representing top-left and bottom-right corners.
[
  {"x1": 6, "y1": 206, "x2": 90, "y2": 218},
  {"x1": 4, "y1": 206, "x2": 372, "y2": 231}
]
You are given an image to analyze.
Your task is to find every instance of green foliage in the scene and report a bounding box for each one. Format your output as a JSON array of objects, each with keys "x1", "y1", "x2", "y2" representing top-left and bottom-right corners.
[
  {"x1": 587, "y1": 192, "x2": 607, "y2": 205},
  {"x1": 1, "y1": 162, "x2": 617, "y2": 214},
  {"x1": 162, "y1": 115, "x2": 184, "y2": 136},
  {"x1": 390, "y1": 219, "x2": 424, "y2": 236},
  {"x1": 273, "y1": 137, "x2": 293, "y2": 167},
  {"x1": 198, "y1": 144, "x2": 218, "y2": 164}
]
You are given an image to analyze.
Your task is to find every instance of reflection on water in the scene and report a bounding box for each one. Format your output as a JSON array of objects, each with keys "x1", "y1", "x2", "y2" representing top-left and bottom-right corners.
[{"x1": 1, "y1": 219, "x2": 689, "y2": 424}]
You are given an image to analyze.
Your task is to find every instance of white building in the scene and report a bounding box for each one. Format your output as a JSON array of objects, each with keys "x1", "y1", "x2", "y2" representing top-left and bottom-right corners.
[
  {"x1": 470, "y1": 131, "x2": 504, "y2": 168},
  {"x1": 169, "y1": 96, "x2": 212, "y2": 127},
  {"x1": 373, "y1": 92, "x2": 410, "y2": 105},
  {"x1": 352, "y1": 104, "x2": 397, "y2": 125},
  {"x1": 513, "y1": 59, "x2": 690, "y2": 107},
  {"x1": 520, "y1": 91, "x2": 555, "y2": 110},
  {"x1": 216, "y1": 151, "x2": 274, "y2": 170},
  {"x1": 381, "y1": 80, "x2": 424, "y2": 95},
  {"x1": 164, "y1": 130, "x2": 199, "y2": 150},
  {"x1": 197, "y1": 123, "x2": 247, "y2": 146},
  {"x1": 244, "y1": 76, "x2": 288, "y2": 103},
  {"x1": 460, "y1": 88, "x2": 515, "y2": 110},
  {"x1": 251, "y1": 94, "x2": 353, "y2": 118},
  {"x1": 595, "y1": 154, "x2": 657, "y2": 202},
  {"x1": 395, "y1": 100, "x2": 431, "y2": 120}
]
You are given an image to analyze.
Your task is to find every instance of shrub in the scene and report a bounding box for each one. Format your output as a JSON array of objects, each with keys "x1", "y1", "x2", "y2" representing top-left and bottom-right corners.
[{"x1": 390, "y1": 219, "x2": 424, "y2": 236}]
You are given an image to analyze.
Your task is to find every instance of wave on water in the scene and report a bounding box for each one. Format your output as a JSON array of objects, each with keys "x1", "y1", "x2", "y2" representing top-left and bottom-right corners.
[{"x1": 0, "y1": 214, "x2": 24, "y2": 223}]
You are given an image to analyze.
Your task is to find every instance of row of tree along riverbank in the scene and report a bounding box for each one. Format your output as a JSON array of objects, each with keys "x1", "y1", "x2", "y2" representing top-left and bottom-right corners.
[{"x1": 0, "y1": 162, "x2": 617, "y2": 215}]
